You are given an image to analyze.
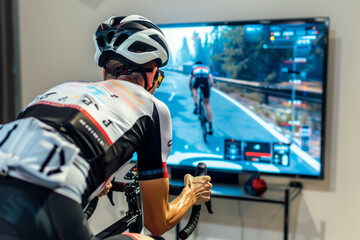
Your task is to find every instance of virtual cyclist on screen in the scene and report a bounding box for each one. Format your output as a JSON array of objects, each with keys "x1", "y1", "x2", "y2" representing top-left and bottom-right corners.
[
  {"x1": 189, "y1": 61, "x2": 215, "y2": 134},
  {"x1": 0, "y1": 15, "x2": 212, "y2": 240}
]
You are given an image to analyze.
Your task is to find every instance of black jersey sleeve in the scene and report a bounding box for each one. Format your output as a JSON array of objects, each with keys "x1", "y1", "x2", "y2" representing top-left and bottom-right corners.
[{"x1": 137, "y1": 100, "x2": 172, "y2": 180}]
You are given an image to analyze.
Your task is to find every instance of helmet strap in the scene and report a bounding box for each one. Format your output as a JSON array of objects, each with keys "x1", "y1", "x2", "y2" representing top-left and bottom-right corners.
[
  {"x1": 127, "y1": 68, "x2": 153, "y2": 90},
  {"x1": 140, "y1": 71, "x2": 149, "y2": 90}
]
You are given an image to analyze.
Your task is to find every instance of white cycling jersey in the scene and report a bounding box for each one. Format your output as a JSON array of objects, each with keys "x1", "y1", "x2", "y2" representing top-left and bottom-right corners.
[{"x1": 0, "y1": 80, "x2": 172, "y2": 204}]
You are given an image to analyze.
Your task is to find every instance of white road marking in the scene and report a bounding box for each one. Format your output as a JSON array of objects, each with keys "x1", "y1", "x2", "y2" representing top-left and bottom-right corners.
[
  {"x1": 213, "y1": 88, "x2": 289, "y2": 143},
  {"x1": 168, "y1": 92, "x2": 175, "y2": 102},
  {"x1": 212, "y1": 88, "x2": 320, "y2": 171}
]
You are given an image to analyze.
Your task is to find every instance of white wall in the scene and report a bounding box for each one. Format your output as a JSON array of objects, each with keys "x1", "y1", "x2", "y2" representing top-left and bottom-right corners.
[{"x1": 17, "y1": 0, "x2": 360, "y2": 239}]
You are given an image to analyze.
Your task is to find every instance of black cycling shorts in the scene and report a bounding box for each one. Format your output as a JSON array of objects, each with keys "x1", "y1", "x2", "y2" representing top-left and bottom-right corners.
[
  {"x1": 192, "y1": 77, "x2": 210, "y2": 98},
  {"x1": 0, "y1": 177, "x2": 154, "y2": 240}
]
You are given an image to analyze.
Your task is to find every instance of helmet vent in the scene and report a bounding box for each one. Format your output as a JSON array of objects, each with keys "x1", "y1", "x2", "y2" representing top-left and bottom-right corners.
[
  {"x1": 128, "y1": 41, "x2": 157, "y2": 52},
  {"x1": 150, "y1": 34, "x2": 169, "y2": 55},
  {"x1": 114, "y1": 33, "x2": 130, "y2": 47},
  {"x1": 96, "y1": 36, "x2": 105, "y2": 48},
  {"x1": 107, "y1": 31, "x2": 115, "y2": 43},
  {"x1": 137, "y1": 21, "x2": 162, "y2": 33}
]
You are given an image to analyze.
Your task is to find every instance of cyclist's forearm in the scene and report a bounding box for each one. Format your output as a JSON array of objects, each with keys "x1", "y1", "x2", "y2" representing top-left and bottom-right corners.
[
  {"x1": 140, "y1": 179, "x2": 196, "y2": 236},
  {"x1": 165, "y1": 186, "x2": 195, "y2": 229},
  {"x1": 163, "y1": 174, "x2": 210, "y2": 232}
]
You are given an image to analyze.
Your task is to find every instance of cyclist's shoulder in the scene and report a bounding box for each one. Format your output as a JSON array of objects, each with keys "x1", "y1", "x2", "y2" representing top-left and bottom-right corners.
[
  {"x1": 153, "y1": 97, "x2": 170, "y2": 112},
  {"x1": 152, "y1": 97, "x2": 171, "y2": 117}
]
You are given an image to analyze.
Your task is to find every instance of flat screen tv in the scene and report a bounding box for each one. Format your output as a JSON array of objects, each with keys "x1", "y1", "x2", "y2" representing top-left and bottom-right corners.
[{"x1": 153, "y1": 17, "x2": 329, "y2": 179}]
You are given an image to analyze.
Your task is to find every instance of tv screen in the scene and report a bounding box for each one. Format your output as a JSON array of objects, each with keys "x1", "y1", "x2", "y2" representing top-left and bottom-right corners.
[{"x1": 154, "y1": 17, "x2": 329, "y2": 179}]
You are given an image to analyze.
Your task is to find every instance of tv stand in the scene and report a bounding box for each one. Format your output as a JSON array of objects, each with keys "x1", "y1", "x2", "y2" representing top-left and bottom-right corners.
[
  {"x1": 171, "y1": 177, "x2": 302, "y2": 240},
  {"x1": 212, "y1": 183, "x2": 302, "y2": 240}
]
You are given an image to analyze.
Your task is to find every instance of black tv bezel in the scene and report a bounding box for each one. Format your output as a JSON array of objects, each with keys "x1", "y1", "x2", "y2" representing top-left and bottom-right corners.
[{"x1": 159, "y1": 17, "x2": 330, "y2": 180}]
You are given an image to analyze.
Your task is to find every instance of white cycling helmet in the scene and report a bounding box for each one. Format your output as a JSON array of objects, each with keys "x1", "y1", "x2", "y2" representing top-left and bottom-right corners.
[{"x1": 93, "y1": 15, "x2": 169, "y2": 68}]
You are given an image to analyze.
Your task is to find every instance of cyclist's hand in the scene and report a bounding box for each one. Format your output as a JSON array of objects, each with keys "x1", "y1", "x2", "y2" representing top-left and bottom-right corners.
[
  {"x1": 184, "y1": 174, "x2": 212, "y2": 205},
  {"x1": 97, "y1": 182, "x2": 112, "y2": 197}
]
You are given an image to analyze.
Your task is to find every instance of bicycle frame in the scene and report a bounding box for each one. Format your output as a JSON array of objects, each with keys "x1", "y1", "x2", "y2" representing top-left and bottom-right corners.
[
  {"x1": 85, "y1": 164, "x2": 143, "y2": 238},
  {"x1": 84, "y1": 163, "x2": 212, "y2": 239}
]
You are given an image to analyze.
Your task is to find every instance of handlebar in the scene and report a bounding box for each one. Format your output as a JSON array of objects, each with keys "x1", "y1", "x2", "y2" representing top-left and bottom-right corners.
[
  {"x1": 84, "y1": 181, "x2": 134, "y2": 220},
  {"x1": 84, "y1": 166, "x2": 139, "y2": 221},
  {"x1": 177, "y1": 162, "x2": 213, "y2": 240}
]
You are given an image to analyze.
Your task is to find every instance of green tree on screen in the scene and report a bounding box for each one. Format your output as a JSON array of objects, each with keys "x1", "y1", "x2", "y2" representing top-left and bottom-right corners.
[{"x1": 179, "y1": 37, "x2": 193, "y2": 63}]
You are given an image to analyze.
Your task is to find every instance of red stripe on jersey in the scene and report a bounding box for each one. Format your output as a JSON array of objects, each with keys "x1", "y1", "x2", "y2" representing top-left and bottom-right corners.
[
  {"x1": 162, "y1": 162, "x2": 168, "y2": 178},
  {"x1": 31, "y1": 101, "x2": 113, "y2": 145},
  {"x1": 80, "y1": 108, "x2": 113, "y2": 144},
  {"x1": 192, "y1": 66, "x2": 209, "y2": 75},
  {"x1": 194, "y1": 66, "x2": 208, "y2": 70}
]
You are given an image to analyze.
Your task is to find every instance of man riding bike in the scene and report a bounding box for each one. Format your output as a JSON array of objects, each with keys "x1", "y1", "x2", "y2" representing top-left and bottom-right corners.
[
  {"x1": 0, "y1": 15, "x2": 212, "y2": 240},
  {"x1": 189, "y1": 61, "x2": 215, "y2": 135}
]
